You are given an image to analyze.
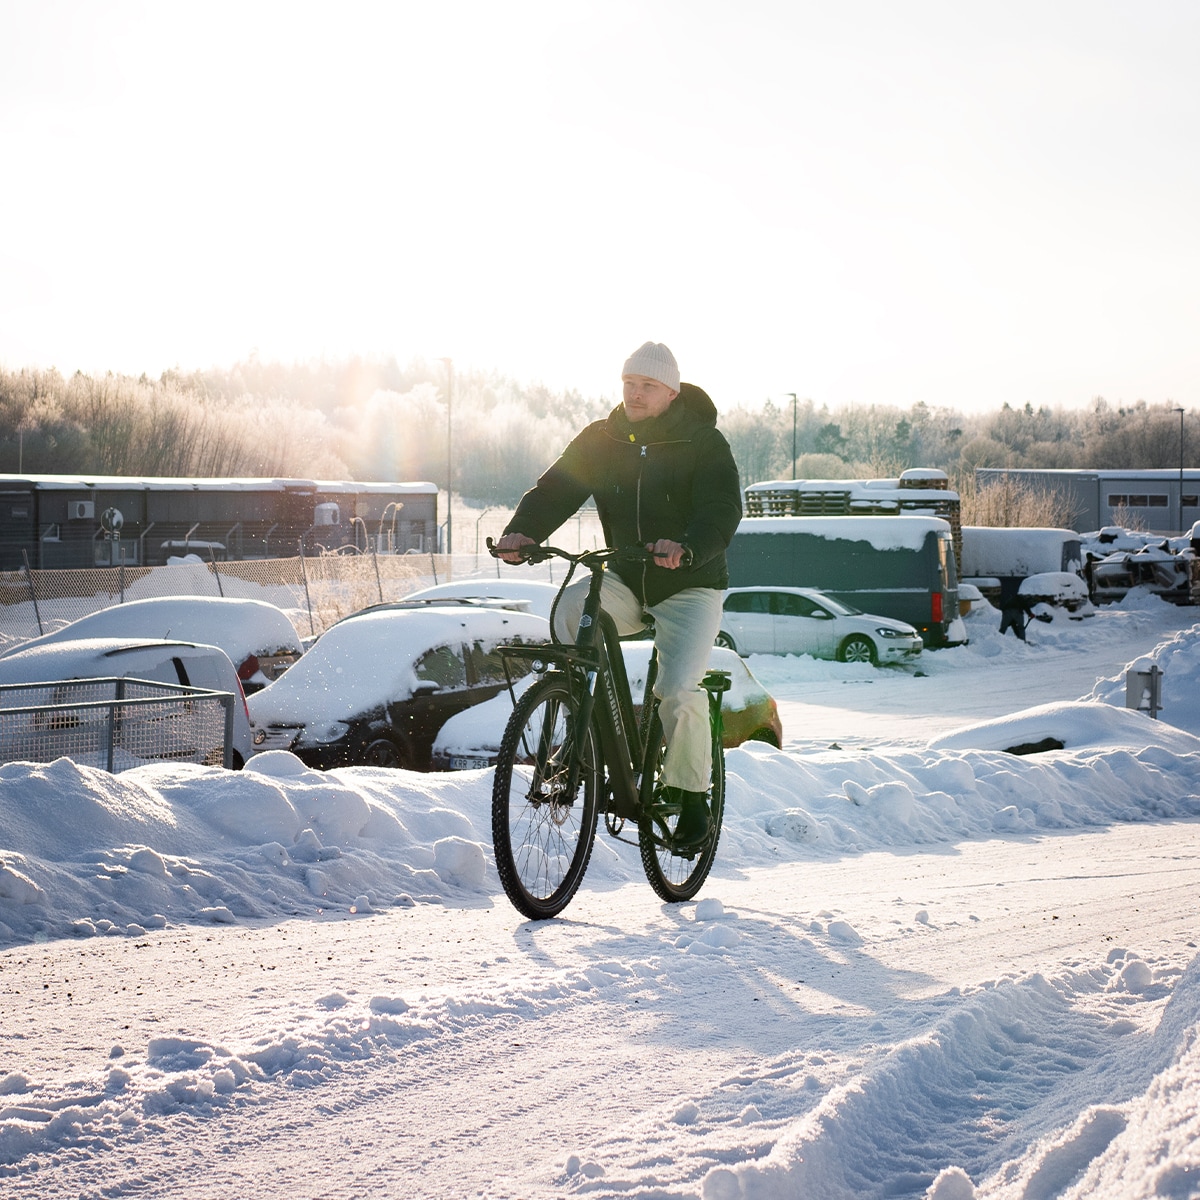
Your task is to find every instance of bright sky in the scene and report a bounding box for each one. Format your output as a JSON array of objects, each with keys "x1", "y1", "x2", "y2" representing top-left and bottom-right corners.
[{"x1": 2, "y1": 0, "x2": 1198, "y2": 415}]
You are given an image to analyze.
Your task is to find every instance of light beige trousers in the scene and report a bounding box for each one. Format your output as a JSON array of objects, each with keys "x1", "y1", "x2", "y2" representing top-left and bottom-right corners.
[{"x1": 552, "y1": 572, "x2": 723, "y2": 793}]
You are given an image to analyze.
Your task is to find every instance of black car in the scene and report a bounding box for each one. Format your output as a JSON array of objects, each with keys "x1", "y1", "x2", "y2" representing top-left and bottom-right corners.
[{"x1": 247, "y1": 605, "x2": 548, "y2": 770}]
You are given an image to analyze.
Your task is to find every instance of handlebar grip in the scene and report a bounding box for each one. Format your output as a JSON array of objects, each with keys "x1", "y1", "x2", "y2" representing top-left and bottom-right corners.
[
  {"x1": 487, "y1": 536, "x2": 553, "y2": 564},
  {"x1": 646, "y1": 545, "x2": 694, "y2": 567}
]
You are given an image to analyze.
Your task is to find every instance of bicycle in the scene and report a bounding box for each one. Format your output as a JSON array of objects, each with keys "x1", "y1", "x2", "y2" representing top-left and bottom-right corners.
[{"x1": 486, "y1": 539, "x2": 731, "y2": 920}]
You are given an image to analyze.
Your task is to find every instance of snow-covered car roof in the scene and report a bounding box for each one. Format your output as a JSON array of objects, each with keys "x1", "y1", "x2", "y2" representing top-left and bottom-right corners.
[
  {"x1": 401, "y1": 580, "x2": 560, "y2": 620},
  {"x1": 248, "y1": 606, "x2": 549, "y2": 726},
  {"x1": 0, "y1": 636, "x2": 236, "y2": 685},
  {"x1": 1, "y1": 596, "x2": 304, "y2": 663},
  {"x1": 1018, "y1": 572, "x2": 1089, "y2": 598}
]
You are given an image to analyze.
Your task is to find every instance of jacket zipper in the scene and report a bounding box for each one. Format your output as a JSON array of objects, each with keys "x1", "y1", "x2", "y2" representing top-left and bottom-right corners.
[{"x1": 636, "y1": 445, "x2": 648, "y2": 604}]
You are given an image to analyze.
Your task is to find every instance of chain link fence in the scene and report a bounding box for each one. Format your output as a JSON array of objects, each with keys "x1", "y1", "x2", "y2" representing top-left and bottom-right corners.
[{"x1": 0, "y1": 545, "x2": 585, "y2": 652}]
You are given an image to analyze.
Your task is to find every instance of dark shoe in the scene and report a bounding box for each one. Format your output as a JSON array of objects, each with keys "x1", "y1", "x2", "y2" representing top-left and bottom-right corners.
[{"x1": 666, "y1": 787, "x2": 711, "y2": 852}]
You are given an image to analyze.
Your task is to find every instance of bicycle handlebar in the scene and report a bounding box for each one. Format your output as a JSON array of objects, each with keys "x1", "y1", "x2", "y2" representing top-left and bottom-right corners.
[{"x1": 486, "y1": 538, "x2": 693, "y2": 569}]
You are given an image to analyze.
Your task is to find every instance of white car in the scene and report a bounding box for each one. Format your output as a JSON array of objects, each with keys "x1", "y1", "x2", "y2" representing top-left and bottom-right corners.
[
  {"x1": 1, "y1": 596, "x2": 305, "y2": 693},
  {"x1": 717, "y1": 586, "x2": 923, "y2": 664},
  {"x1": 0, "y1": 636, "x2": 255, "y2": 769}
]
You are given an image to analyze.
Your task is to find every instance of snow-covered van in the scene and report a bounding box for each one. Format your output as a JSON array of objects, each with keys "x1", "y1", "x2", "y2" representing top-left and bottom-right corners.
[
  {"x1": 959, "y1": 526, "x2": 1084, "y2": 605},
  {"x1": 726, "y1": 515, "x2": 966, "y2": 648}
]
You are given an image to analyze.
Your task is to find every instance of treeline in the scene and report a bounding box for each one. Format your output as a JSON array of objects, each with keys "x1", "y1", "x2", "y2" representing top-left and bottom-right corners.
[{"x1": 0, "y1": 358, "x2": 1192, "y2": 506}]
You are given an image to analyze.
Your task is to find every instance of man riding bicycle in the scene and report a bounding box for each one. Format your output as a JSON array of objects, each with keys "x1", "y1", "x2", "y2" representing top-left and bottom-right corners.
[{"x1": 495, "y1": 341, "x2": 743, "y2": 851}]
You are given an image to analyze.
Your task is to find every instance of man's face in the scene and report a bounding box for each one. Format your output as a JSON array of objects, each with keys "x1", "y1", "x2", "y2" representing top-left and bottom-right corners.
[{"x1": 622, "y1": 375, "x2": 678, "y2": 423}]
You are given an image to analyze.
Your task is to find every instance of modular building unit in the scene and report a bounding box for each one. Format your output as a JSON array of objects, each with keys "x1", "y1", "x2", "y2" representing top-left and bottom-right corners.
[
  {"x1": 975, "y1": 468, "x2": 1200, "y2": 536},
  {"x1": 0, "y1": 475, "x2": 439, "y2": 569}
]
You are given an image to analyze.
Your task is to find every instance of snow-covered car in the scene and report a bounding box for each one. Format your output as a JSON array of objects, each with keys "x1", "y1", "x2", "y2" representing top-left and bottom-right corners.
[
  {"x1": 430, "y1": 643, "x2": 782, "y2": 770},
  {"x1": 1018, "y1": 572, "x2": 1096, "y2": 619},
  {"x1": 0, "y1": 596, "x2": 305, "y2": 693},
  {"x1": 717, "y1": 586, "x2": 922, "y2": 664},
  {"x1": 0, "y1": 636, "x2": 255, "y2": 768},
  {"x1": 247, "y1": 606, "x2": 549, "y2": 770},
  {"x1": 401, "y1": 580, "x2": 560, "y2": 620}
]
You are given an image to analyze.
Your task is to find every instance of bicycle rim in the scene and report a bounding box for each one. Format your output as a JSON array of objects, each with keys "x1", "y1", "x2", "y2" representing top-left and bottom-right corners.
[
  {"x1": 491, "y1": 676, "x2": 600, "y2": 919},
  {"x1": 637, "y1": 709, "x2": 725, "y2": 902}
]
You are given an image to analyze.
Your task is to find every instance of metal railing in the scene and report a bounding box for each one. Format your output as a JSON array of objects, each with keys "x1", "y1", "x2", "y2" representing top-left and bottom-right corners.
[{"x1": 0, "y1": 677, "x2": 235, "y2": 773}]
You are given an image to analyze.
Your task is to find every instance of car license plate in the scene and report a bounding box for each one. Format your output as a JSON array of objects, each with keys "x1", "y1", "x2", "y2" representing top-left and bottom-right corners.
[{"x1": 450, "y1": 755, "x2": 491, "y2": 770}]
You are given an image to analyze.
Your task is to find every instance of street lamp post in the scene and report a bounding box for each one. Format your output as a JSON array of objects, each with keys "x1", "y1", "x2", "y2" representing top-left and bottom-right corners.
[
  {"x1": 440, "y1": 358, "x2": 454, "y2": 555},
  {"x1": 784, "y1": 393, "x2": 798, "y2": 480},
  {"x1": 1175, "y1": 407, "x2": 1186, "y2": 535}
]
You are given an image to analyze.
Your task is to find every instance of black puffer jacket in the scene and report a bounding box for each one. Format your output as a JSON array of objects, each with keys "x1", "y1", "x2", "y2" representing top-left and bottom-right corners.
[{"x1": 505, "y1": 384, "x2": 743, "y2": 607}]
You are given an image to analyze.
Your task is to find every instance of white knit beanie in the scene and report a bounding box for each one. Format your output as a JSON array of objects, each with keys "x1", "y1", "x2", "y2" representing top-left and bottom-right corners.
[{"x1": 621, "y1": 341, "x2": 680, "y2": 392}]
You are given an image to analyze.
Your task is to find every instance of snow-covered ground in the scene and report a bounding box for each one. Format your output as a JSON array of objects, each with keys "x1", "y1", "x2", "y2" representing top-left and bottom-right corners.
[{"x1": 2, "y1": 589, "x2": 1199, "y2": 1198}]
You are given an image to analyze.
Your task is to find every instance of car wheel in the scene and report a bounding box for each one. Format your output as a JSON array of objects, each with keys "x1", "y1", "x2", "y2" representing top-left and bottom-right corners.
[
  {"x1": 715, "y1": 631, "x2": 740, "y2": 654},
  {"x1": 838, "y1": 635, "x2": 877, "y2": 665},
  {"x1": 361, "y1": 737, "x2": 406, "y2": 768},
  {"x1": 748, "y1": 728, "x2": 780, "y2": 748}
]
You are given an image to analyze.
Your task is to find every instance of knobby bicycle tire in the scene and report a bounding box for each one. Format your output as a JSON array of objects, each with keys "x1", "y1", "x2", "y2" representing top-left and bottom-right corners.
[
  {"x1": 636, "y1": 703, "x2": 725, "y2": 902},
  {"x1": 491, "y1": 676, "x2": 600, "y2": 919}
]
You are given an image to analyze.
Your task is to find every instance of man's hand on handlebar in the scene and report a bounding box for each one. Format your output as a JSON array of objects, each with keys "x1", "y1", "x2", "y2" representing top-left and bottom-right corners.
[
  {"x1": 646, "y1": 539, "x2": 692, "y2": 570},
  {"x1": 492, "y1": 532, "x2": 537, "y2": 563}
]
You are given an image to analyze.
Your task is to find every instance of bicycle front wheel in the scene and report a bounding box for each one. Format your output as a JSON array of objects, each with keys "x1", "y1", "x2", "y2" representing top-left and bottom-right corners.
[
  {"x1": 491, "y1": 676, "x2": 600, "y2": 920},
  {"x1": 637, "y1": 703, "x2": 725, "y2": 902}
]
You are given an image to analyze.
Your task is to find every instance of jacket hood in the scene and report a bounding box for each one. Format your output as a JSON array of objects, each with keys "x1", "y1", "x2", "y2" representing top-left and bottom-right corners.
[
  {"x1": 604, "y1": 381, "x2": 718, "y2": 442},
  {"x1": 674, "y1": 382, "x2": 718, "y2": 426}
]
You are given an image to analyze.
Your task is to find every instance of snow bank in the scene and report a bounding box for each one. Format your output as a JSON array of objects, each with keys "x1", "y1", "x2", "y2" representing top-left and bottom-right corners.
[{"x1": 2, "y1": 702, "x2": 1199, "y2": 948}]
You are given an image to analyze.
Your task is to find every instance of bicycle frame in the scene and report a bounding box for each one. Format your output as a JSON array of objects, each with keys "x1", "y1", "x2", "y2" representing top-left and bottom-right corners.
[{"x1": 497, "y1": 548, "x2": 656, "y2": 824}]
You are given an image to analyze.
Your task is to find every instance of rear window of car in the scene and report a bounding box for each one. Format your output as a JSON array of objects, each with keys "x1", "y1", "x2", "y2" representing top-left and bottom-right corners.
[
  {"x1": 466, "y1": 637, "x2": 537, "y2": 685},
  {"x1": 725, "y1": 592, "x2": 771, "y2": 614},
  {"x1": 415, "y1": 645, "x2": 467, "y2": 689}
]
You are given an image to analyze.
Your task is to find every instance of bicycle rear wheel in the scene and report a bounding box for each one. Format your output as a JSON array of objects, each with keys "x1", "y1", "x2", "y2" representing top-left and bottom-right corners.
[
  {"x1": 637, "y1": 702, "x2": 725, "y2": 902},
  {"x1": 491, "y1": 676, "x2": 600, "y2": 919}
]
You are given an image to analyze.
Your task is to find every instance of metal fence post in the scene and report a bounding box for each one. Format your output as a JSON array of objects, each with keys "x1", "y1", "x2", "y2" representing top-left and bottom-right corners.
[
  {"x1": 299, "y1": 540, "x2": 314, "y2": 636},
  {"x1": 223, "y1": 693, "x2": 234, "y2": 769},
  {"x1": 21, "y1": 551, "x2": 43, "y2": 635},
  {"x1": 108, "y1": 678, "x2": 124, "y2": 772},
  {"x1": 208, "y1": 545, "x2": 225, "y2": 597}
]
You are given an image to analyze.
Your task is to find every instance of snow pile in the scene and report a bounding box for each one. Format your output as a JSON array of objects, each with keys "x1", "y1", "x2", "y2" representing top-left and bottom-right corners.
[
  {"x1": 1084, "y1": 620, "x2": 1200, "y2": 736},
  {"x1": 2, "y1": 701, "x2": 1199, "y2": 949}
]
